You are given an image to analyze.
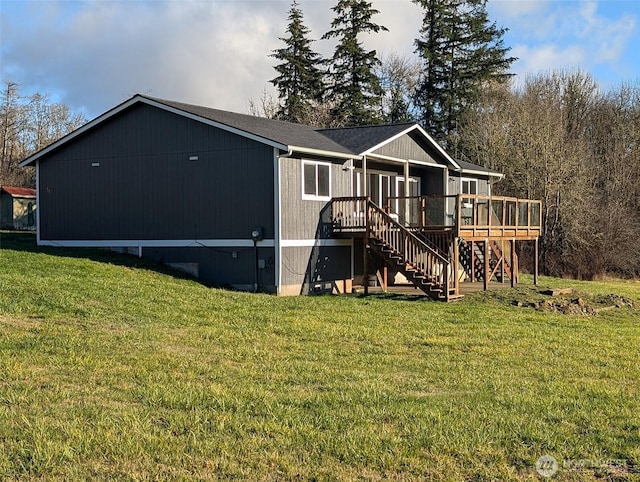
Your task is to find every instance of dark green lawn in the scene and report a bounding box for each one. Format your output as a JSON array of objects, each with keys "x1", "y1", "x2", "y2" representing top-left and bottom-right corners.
[{"x1": 1, "y1": 232, "x2": 639, "y2": 480}]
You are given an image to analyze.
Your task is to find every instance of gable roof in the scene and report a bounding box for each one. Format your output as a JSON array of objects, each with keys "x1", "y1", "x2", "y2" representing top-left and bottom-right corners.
[
  {"x1": 147, "y1": 96, "x2": 355, "y2": 157},
  {"x1": 20, "y1": 94, "x2": 356, "y2": 167},
  {"x1": 19, "y1": 94, "x2": 498, "y2": 178},
  {"x1": 319, "y1": 123, "x2": 461, "y2": 170},
  {"x1": 1, "y1": 186, "x2": 36, "y2": 198},
  {"x1": 317, "y1": 123, "x2": 414, "y2": 154}
]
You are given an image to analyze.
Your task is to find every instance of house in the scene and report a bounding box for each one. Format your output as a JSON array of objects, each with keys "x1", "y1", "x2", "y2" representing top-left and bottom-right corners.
[
  {"x1": 19, "y1": 94, "x2": 541, "y2": 299},
  {"x1": 0, "y1": 186, "x2": 37, "y2": 231}
]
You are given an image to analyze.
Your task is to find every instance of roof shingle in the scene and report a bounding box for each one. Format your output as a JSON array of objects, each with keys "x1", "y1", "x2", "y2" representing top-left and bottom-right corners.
[{"x1": 147, "y1": 96, "x2": 355, "y2": 156}]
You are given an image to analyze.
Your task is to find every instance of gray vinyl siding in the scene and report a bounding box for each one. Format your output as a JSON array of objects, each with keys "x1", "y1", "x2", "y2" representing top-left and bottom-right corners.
[
  {"x1": 38, "y1": 103, "x2": 274, "y2": 241},
  {"x1": 447, "y1": 172, "x2": 491, "y2": 195},
  {"x1": 280, "y1": 245, "x2": 351, "y2": 294},
  {"x1": 279, "y1": 156, "x2": 351, "y2": 241},
  {"x1": 372, "y1": 132, "x2": 440, "y2": 164}
]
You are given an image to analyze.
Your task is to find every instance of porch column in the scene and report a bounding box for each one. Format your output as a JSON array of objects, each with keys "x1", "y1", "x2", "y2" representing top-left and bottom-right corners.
[
  {"x1": 404, "y1": 161, "x2": 410, "y2": 195},
  {"x1": 362, "y1": 155, "x2": 367, "y2": 196},
  {"x1": 404, "y1": 160, "x2": 410, "y2": 223}
]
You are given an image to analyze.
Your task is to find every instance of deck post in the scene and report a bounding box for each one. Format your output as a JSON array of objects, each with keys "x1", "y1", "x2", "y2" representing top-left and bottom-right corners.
[
  {"x1": 363, "y1": 240, "x2": 369, "y2": 296},
  {"x1": 534, "y1": 238, "x2": 539, "y2": 286},
  {"x1": 483, "y1": 239, "x2": 490, "y2": 291},
  {"x1": 470, "y1": 240, "x2": 475, "y2": 282},
  {"x1": 510, "y1": 239, "x2": 516, "y2": 288},
  {"x1": 383, "y1": 266, "x2": 388, "y2": 292},
  {"x1": 500, "y1": 240, "x2": 505, "y2": 284},
  {"x1": 364, "y1": 200, "x2": 370, "y2": 296},
  {"x1": 453, "y1": 237, "x2": 460, "y2": 295}
]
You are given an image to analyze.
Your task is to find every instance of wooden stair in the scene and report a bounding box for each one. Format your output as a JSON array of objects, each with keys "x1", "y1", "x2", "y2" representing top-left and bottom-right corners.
[{"x1": 366, "y1": 202, "x2": 454, "y2": 301}]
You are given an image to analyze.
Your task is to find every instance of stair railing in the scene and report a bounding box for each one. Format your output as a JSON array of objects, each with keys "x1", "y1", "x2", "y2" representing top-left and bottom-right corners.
[{"x1": 367, "y1": 201, "x2": 453, "y2": 296}]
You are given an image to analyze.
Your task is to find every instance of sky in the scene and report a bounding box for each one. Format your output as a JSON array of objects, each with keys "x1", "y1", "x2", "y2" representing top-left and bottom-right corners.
[{"x1": 1, "y1": 0, "x2": 638, "y2": 120}]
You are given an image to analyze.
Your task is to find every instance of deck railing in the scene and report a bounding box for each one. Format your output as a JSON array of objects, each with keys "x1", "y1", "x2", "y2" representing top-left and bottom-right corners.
[
  {"x1": 331, "y1": 197, "x2": 454, "y2": 296},
  {"x1": 368, "y1": 201, "x2": 451, "y2": 293},
  {"x1": 383, "y1": 194, "x2": 542, "y2": 233}
]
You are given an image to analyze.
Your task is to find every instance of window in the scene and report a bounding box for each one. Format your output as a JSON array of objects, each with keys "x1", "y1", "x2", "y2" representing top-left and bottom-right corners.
[
  {"x1": 302, "y1": 160, "x2": 331, "y2": 200},
  {"x1": 461, "y1": 178, "x2": 478, "y2": 195}
]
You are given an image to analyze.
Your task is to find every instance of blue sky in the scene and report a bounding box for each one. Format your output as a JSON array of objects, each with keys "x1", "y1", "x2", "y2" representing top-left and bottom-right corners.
[{"x1": 1, "y1": 0, "x2": 638, "y2": 119}]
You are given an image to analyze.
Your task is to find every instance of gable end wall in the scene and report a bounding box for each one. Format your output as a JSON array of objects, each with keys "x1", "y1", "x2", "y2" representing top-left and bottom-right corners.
[{"x1": 38, "y1": 103, "x2": 275, "y2": 241}]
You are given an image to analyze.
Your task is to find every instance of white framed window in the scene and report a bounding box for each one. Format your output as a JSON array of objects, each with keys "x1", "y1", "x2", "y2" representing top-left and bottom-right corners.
[
  {"x1": 302, "y1": 160, "x2": 331, "y2": 200},
  {"x1": 461, "y1": 178, "x2": 478, "y2": 195}
]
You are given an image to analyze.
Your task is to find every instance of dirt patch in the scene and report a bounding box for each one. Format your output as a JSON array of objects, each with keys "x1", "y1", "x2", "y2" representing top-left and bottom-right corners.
[{"x1": 475, "y1": 287, "x2": 635, "y2": 316}]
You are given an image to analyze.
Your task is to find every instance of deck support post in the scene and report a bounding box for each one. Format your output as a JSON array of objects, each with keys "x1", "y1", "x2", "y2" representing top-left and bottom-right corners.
[
  {"x1": 500, "y1": 240, "x2": 505, "y2": 283},
  {"x1": 363, "y1": 241, "x2": 369, "y2": 296},
  {"x1": 470, "y1": 240, "x2": 475, "y2": 282},
  {"x1": 534, "y1": 238, "x2": 539, "y2": 285},
  {"x1": 483, "y1": 239, "x2": 490, "y2": 291},
  {"x1": 453, "y1": 237, "x2": 460, "y2": 295},
  {"x1": 510, "y1": 239, "x2": 516, "y2": 288},
  {"x1": 382, "y1": 266, "x2": 388, "y2": 292}
]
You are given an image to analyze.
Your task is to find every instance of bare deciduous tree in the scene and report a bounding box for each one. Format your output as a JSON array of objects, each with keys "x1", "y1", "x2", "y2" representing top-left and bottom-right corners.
[
  {"x1": 460, "y1": 70, "x2": 640, "y2": 278},
  {"x1": 0, "y1": 81, "x2": 87, "y2": 187}
]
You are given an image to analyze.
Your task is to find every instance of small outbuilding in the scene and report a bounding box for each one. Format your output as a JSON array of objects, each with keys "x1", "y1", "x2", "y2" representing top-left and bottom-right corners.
[{"x1": 0, "y1": 186, "x2": 37, "y2": 231}]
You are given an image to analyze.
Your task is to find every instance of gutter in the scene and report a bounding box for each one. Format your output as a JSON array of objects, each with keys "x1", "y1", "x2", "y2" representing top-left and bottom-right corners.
[
  {"x1": 460, "y1": 168, "x2": 504, "y2": 179},
  {"x1": 285, "y1": 145, "x2": 360, "y2": 161}
]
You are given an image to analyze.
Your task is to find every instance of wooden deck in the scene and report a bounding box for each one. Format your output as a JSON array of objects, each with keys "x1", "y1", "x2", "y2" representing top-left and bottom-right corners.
[
  {"x1": 332, "y1": 194, "x2": 542, "y2": 240},
  {"x1": 330, "y1": 196, "x2": 542, "y2": 300}
]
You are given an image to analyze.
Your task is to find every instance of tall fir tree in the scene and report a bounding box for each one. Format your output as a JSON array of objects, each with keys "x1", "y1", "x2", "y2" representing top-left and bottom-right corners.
[
  {"x1": 322, "y1": 0, "x2": 388, "y2": 126},
  {"x1": 270, "y1": 1, "x2": 324, "y2": 123},
  {"x1": 413, "y1": 0, "x2": 515, "y2": 144}
]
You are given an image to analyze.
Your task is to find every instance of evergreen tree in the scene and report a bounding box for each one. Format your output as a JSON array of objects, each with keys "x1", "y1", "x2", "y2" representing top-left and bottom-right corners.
[
  {"x1": 413, "y1": 0, "x2": 515, "y2": 143},
  {"x1": 322, "y1": 0, "x2": 388, "y2": 126},
  {"x1": 270, "y1": 1, "x2": 324, "y2": 123}
]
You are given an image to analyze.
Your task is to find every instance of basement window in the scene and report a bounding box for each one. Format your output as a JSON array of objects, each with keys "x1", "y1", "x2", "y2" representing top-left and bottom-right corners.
[{"x1": 302, "y1": 160, "x2": 331, "y2": 201}]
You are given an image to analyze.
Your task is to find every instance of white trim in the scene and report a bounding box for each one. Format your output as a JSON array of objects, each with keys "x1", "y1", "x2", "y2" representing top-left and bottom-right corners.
[
  {"x1": 461, "y1": 177, "x2": 478, "y2": 196},
  {"x1": 288, "y1": 145, "x2": 358, "y2": 161},
  {"x1": 281, "y1": 239, "x2": 352, "y2": 248},
  {"x1": 363, "y1": 152, "x2": 408, "y2": 164},
  {"x1": 408, "y1": 158, "x2": 448, "y2": 169},
  {"x1": 37, "y1": 239, "x2": 276, "y2": 248},
  {"x1": 461, "y1": 168, "x2": 504, "y2": 178},
  {"x1": 274, "y1": 149, "x2": 282, "y2": 294},
  {"x1": 360, "y1": 124, "x2": 461, "y2": 170},
  {"x1": 363, "y1": 125, "x2": 417, "y2": 155},
  {"x1": 20, "y1": 95, "x2": 288, "y2": 167},
  {"x1": 301, "y1": 159, "x2": 332, "y2": 201}
]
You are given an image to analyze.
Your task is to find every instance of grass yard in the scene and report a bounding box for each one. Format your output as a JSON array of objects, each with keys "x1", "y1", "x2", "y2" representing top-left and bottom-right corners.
[{"x1": 0, "y1": 232, "x2": 639, "y2": 480}]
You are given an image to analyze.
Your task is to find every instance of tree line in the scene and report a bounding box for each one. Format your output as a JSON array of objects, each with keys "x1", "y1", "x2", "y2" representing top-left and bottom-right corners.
[
  {"x1": 267, "y1": 0, "x2": 640, "y2": 278},
  {"x1": 459, "y1": 72, "x2": 640, "y2": 279},
  {"x1": 0, "y1": 81, "x2": 87, "y2": 187},
  {"x1": 267, "y1": 0, "x2": 513, "y2": 142}
]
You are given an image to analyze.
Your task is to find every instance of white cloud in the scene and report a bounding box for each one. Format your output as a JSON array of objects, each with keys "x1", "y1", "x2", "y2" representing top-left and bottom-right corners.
[
  {"x1": 1, "y1": 0, "x2": 422, "y2": 118},
  {"x1": 510, "y1": 44, "x2": 587, "y2": 79},
  {"x1": 1, "y1": 0, "x2": 637, "y2": 118}
]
